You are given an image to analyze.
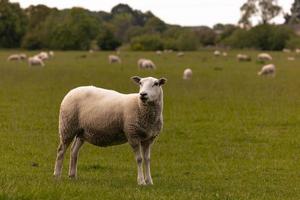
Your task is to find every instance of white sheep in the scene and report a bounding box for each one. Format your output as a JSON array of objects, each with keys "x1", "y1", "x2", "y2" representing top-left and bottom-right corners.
[
  {"x1": 53, "y1": 76, "x2": 167, "y2": 185},
  {"x1": 222, "y1": 52, "x2": 228, "y2": 57},
  {"x1": 296, "y1": 48, "x2": 300, "y2": 54},
  {"x1": 183, "y1": 68, "x2": 192, "y2": 80},
  {"x1": 257, "y1": 53, "x2": 272, "y2": 62},
  {"x1": 288, "y1": 56, "x2": 295, "y2": 61},
  {"x1": 177, "y1": 52, "x2": 184, "y2": 57},
  {"x1": 237, "y1": 54, "x2": 251, "y2": 62},
  {"x1": 36, "y1": 52, "x2": 49, "y2": 60},
  {"x1": 283, "y1": 48, "x2": 291, "y2": 53},
  {"x1": 49, "y1": 51, "x2": 54, "y2": 57},
  {"x1": 214, "y1": 50, "x2": 221, "y2": 56},
  {"x1": 156, "y1": 50, "x2": 162, "y2": 55},
  {"x1": 108, "y1": 55, "x2": 121, "y2": 64},
  {"x1": 28, "y1": 56, "x2": 45, "y2": 67},
  {"x1": 138, "y1": 58, "x2": 156, "y2": 70},
  {"x1": 7, "y1": 54, "x2": 21, "y2": 61},
  {"x1": 19, "y1": 53, "x2": 27, "y2": 60},
  {"x1": 258, "y1": 64, "x2": 275, "y2": 76}
]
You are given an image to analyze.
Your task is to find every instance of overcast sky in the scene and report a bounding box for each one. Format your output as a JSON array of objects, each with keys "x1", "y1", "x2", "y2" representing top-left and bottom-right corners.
[{"x1": 11, "y1": 0, "x2": 294, "y2": 27}]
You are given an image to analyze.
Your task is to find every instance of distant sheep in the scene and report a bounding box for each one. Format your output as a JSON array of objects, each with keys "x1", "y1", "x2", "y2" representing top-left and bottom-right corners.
[
  {"x1": 36, "y1": 52, "x2": 49, "y2": 60},
  {"x1": 257, "y1": 53, "x2": 272, "y2": 62},
  {"x1": 49, "y1": 51, "x2": 54, "y2": 57},
  {"x1": 7, "y1": 54, "x2": 21, "y2": 61},
  {"x1": 156, "y1": 50, "x2": 162, "y2": 55},
  {"x1": 138, "y1": 58, "x2": 156, "y2": 70},
  {"x1": 53, "y1": 76, "x2": 167, "y2": 185},
  {"x1": 28, "y1": 56, "x2": 45, "y2": 67},
  {"x1": 283, "y1": 48, "x2": 291, "y2": 53},
  {"x1": 177, "y1": 52, "x2": 184, "y2": 57},
  {"x1": 237, "y1": 54, "x2": 251, "y2": 62},
  {"x1": 296, "y1": 48, "x2": 300, "y2": 54},
  {"x1": 183, "y1": 68, "x2": 192, "y2": 80},
  {"x1": 214, "y1": 50, "x2": 221, "y2": 56},
  {"x1": 258, "y1": 64, "x2": 275, "y2": 76},
  {"x1": 222, "y1": 52, "x2": 228, "y2": 57},
  {"x1": 19, "y1": 53, "x2": 27, "y2": 60},
  {"x1": 108, "y1": 55, "x2": 121, "y2": 64},
  {"x1": 288, "y1": 56, "x2": 295, "y2": 61}
]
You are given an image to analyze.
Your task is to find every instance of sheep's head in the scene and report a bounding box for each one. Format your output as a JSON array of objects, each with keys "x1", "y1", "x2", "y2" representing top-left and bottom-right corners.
[{"x1": 131, "y1": 76, "x2": 167, "y2": 103}]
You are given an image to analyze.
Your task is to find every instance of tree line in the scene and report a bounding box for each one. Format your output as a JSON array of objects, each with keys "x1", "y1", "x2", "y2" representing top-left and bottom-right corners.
[{"x1": 0, "y1": 0, "x2": 300, "y2": 51}]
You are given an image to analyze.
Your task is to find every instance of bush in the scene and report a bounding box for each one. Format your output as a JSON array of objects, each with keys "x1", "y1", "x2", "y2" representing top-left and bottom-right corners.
[
  {"x1": 130, "y1": 35, "x2": 163, "y2": 51},
  {"x1": 97, "y1": 29, "x2": 121, "y2": 50},
  {"x1": 222, "y1": 24, "x2": 292, "y2": 50},
  {"x1": 286, "y1": 36, "x2": 300, "y2": 49}
]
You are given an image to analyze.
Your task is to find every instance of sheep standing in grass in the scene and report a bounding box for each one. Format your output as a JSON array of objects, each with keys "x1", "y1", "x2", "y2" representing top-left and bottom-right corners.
[
  {"x1": 138, "y1": 58, "x2": 156, "y2": 70},
  {"x1": 237, "y1": 54, "x2": 251, "y2": 62},
  {"x1": 288, "y1": 56, "x2": 295, "y2": 61},
  {"x1": 36, "y1": 52, "x2": 49, "y2": 60},
  {"x1": 258, "y1": 64, "x2": 275, "y2": 76},
  {"x1": 7, "y1": 54, "x2": 21, "y2": 61},
  {"x1": 177, "y1": 52, "x2": 184, "y2": 57},
  {"x1": 49, "y1": 51, "x2": 54, "y2": 57},
  {"x1": 28, "y1": 56, "x2": 45, "y2": 67},
  {"x1": 222, "y1": 52, "x2": 228, "y2": 57},
  {"x1": 53, "y1": 76, "x2": 167, "y2": 185},
  {"x1": 183, "y1": 68, "x2": 192, "y2": 80},
  {"x1": 156, "y1": 50, "x2": 162, "y2": 55},
  {"x1": 296, "y1": 48, "x2": 300, "y2": 54},
  {"x1": 214, "y1": 50, "x2": 221, "y2": 56},
  {"x1": 257, "y1": 53, "x2": 272, "y2": 62},
  {"x1": 108, "y1": 55, "x2": 121, "y2": 64}
]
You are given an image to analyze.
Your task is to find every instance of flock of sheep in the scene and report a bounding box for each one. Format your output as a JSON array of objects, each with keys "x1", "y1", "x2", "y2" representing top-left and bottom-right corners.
[
  {"x1": 7, "y1": 51, "x2": 54, "y2": 67},
  {"x1": 6, "y1": 49, "x2": 296, "y2": 185}
]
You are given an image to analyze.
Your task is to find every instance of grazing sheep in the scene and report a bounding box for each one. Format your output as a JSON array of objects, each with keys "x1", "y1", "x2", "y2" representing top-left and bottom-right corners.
[
  {"x1": 257, "y1": 53, "x2": 272, "y2": 62},
  {"x1": 296, "y1": 48, "x2": 300, "y2": 54},
  {"x1": 222, "y1": 52, "x2": 228, "y2": 57},
  {"x1": 28, "y1": 56, "x2": 45, "y2": 67},
  {"x1": 258, "y1": 64, "x2": 275, "y2": 76},
  {"x1": 36, "y1": 52, "x2": 49, "y2": 60},
  {"x1": 138, "y1": 58, "x2": 156, "y2": 70},
  {"x1": 89, "y1": 49, "x2": 94, "y2": 54},
  {"x1": 7, "y1": 54, "x2": 21, "y2": 61},
  {"x1": 237, "y1": 54, "x2": 251, "y2": 62},
  {"x1": 177, "y1": 52, "x2": 184, "y2": 57},
  {"x1": 283, "y1": 48, "x2": 291, "y2": 53},
  {"x1": 288, "y1": 56, "x2": 295, "y2": 61},
  {"x1": 19, "y1": 53, "x2": 27, "y2": 60},
  {"x1": 49, "y1": 51, "x2": 54, "y2": 57},
  {"x1": 214, "y1": 50, "x2": 221, "y2": 56},
  {"x1": 108, "y1": 55, "x2": 121, "y2": 64},
  {"x1": 183, "y1": 68, "x2": 192, "y2": 80},
  {"x1": 53, "y1": 76, "x2": 167, "y2": 185},
  {"x1": 156, "y1": 50, "x2": 162, "y2": 55}
]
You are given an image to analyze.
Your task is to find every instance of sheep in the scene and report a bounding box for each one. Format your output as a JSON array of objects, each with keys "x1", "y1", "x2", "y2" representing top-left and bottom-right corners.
[
  {"x1": 296, "y1": 48, "x2": 300, "y2": 54},
  {"x1": 36, "y1": 52, "x2": 49, "y2": 60},
  {"x1": 156, "y1": 50, "x2": 162, "y2": 55},
  {"x1": 237, "y1": 54, "x2": 251, "y2": 62},
  {"x1": 288, "y1": 56, "x2": 295, "y2": 61},
  {"x1": 7, "y1": 54, "x2": 21, "y2": 61},
  {"x1": 108, "y1": 55, "x2": 121, "y2": 64},
  {"x1": 138, "y1": 58, "x2": 156, "y2": 70},
  {"x1": 222, "y1": 52, "x2": 228, "y2": 57},
  {"x1": 49, "y1": 51, "x2": 54, "y2": 57},
  {"x1": 183, "y1": 68, "x2": 192, "y2": 80},
  {"x1": 214, "y1": 50, "x2": 221, "y2": 56},
  {"x1": 257, "y1": 53, "x2": 272, "y2": 62},
  {"x1": 19, "y1": 53, "x2": 27, "y2": 60},
  {"x1": 177, "y1": 52, "x2": 184, "y2": 57},
  {"x1": 257, "y1": 64, "x2": 275, "y2": 76},
  {"x1": 28, "y1": 56, "x2": 45, "y2": 67},
  {"x1": 53, "y1": 76, "x2": 167, "y2": 185},
  {"x1": 283, "y1": 48, "x2": 291, "y2": 53},
  {"x1": 89, "y1": 49, "x2": 94, "y2": 54}
]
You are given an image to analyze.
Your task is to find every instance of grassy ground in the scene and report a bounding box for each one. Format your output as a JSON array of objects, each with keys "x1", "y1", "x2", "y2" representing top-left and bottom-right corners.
[{"x1": 1, "y1": 50, "x2": 300, "y2": 199}]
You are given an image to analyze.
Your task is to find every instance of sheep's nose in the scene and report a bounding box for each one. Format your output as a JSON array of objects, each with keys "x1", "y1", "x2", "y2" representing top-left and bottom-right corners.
[{"x1": 140, "y1": 92, "x2": 147, "y2": 97}]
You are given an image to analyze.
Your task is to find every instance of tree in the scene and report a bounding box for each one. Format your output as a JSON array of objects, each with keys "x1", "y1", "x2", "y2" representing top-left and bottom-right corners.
[
  {"x1": 239, "y1": 0, "x2": 282, "y2": 28},
  {"x1": 0, "y1": 0, "x2": 27, "y2": 48},
  {"x1": 285, "y1": 0, "x2": 300, "y2": 24}
]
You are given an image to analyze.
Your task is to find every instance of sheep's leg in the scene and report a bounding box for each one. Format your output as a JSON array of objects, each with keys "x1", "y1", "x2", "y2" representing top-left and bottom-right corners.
[
  {"x1": 142, "y1": 139, "x2": 154, "y2": 185},
  {"x1": 53, "y1": 140, "x2": 71, "y2": 177},
  {"x1": 68, "y1": 137, "x2": 84, "y2": 178},
  {"x1": 130, "y1": 142, "x2": 146, "y2": 185}
]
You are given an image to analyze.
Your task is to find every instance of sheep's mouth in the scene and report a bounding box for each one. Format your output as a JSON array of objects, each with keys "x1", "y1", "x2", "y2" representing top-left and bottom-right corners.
[{"x1": 140, "y1": 97, "x2": 148, "y2": 102}]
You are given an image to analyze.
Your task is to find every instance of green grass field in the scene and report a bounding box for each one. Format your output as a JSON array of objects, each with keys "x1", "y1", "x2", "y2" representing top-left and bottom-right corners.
[{"x1": 1, "y1": 50, "x2": 300, "y2": 200}]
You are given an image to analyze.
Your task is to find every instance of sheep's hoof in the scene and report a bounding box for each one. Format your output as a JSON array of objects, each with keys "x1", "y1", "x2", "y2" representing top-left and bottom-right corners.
[
  {"x1": 145, "y1": 179, "x2": 153, "y2": 185},
  {"x1": 137, "y1": 179, "x2": 146, "y2": 186},
  {"x1": 68, "y1": 175, "x2": 77, "y2": 179}
]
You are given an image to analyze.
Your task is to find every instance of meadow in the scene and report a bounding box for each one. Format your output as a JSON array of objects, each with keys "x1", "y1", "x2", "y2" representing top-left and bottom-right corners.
[{"x1": 1, "y1": 50, "x2": 300, "y2": 200}]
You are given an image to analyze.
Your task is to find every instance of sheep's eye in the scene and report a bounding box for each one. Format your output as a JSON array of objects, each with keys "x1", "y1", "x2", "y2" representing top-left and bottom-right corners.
[{"x1": 139, "y1": 82, "x2": 142, "y2": 85}]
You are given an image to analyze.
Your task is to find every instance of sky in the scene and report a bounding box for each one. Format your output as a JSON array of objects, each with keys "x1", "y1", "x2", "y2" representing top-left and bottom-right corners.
[{"x1": 11, "y1": 0, "x2": 294, "y2": 27}]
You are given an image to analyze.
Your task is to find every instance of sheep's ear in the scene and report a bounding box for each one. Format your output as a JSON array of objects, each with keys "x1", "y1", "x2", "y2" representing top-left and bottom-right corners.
[
  {"x1": 131, "y1": 76, "x2": 141, "y2": 84},
  {"x1": 158, "y1": 78, "x2": 167, "y2": 86}
]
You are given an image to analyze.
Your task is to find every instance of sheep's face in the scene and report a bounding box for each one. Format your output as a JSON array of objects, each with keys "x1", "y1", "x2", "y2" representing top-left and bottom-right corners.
[{"x1": 131, "y1": 76, "x2": 167, "y2": 103}]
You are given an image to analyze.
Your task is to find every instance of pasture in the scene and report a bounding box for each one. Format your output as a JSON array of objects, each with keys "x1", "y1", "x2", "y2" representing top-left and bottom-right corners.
[{"x1": 1, "y1": 50, "x2": 300, "y2": 199}]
